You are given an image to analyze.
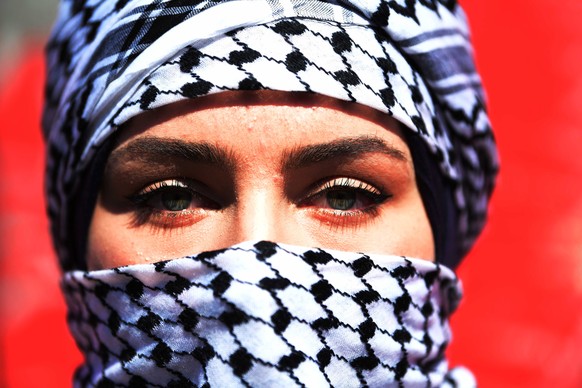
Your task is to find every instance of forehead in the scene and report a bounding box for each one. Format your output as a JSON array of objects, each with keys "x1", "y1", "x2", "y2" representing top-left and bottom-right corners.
[{"x1": 113, "y1": 90, "x2": 412, "y2": 160}]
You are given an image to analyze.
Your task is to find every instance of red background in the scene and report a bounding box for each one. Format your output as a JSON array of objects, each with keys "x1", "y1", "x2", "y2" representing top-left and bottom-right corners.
[{"x1": 1, "y1": 1, "x2": 581, "y2": 386}]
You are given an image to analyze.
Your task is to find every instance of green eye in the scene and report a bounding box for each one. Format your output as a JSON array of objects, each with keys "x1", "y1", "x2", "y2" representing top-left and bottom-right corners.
[
  {"x1": 299, "y1": 177, "x2": 390, "y2": 214},
  {"x1": 326, "y1": 190, "x2": 356, "y2": 210},
  {"x1": 161, "y1": 190, "x2": 193, "y2": 211},
  {"x1": 130, "y1": 179, "x2": 219, "y2": 214}
]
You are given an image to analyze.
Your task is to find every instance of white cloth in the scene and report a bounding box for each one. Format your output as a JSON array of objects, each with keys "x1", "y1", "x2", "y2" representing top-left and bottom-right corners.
[{"x1": 63, "y1": 241, "x2": 476, "y2": 387}]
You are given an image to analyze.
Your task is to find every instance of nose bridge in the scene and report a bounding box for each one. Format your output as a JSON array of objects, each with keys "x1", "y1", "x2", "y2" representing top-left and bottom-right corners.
[{"x1": 235, "y1": 186, "x2": 284, "y2": 243}]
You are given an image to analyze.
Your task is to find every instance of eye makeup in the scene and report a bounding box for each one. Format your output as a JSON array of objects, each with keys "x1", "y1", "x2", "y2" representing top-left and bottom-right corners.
[{"x1": 127, "y1": 178, "x2": 220, "y2": 229}]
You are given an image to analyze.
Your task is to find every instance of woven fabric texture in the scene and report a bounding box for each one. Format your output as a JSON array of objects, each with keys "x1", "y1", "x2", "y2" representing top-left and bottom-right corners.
[{"x1": 63, "y1": 240, "x2": 475, "y2": 387}]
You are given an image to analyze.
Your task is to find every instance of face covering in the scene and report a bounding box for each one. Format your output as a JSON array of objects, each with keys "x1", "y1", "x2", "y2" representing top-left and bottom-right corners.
[{"x1": 63, "y1": 241, "x2": 475, "y2": 387}]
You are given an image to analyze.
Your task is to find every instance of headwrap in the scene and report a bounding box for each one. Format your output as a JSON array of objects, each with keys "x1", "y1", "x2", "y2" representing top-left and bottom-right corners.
[
  {"x1": 63, "y1": 240, "x2": 476, "y2": 387},
  {"x1": 43, "y1": 0, "x2": 498, "y2": 271},
  {"x1": 44, "y1": 2, "x2": 495, "y2": 384}
]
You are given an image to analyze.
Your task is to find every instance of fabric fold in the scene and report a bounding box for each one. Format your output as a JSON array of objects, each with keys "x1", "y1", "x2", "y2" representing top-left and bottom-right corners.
[{"x1": 63, "y1": 240, "x2": 475, "y2": 387}]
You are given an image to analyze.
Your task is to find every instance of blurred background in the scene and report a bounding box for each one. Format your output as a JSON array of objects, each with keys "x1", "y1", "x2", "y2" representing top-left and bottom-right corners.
[
  {"x1": 0, "y1": 0, "x2": 58, "y2": 82},
  {"x1": 1, "y1": 0, "x2": 581, "y2": 387}
]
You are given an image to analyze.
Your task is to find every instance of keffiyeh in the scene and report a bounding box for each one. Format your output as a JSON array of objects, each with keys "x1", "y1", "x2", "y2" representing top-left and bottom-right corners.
[
  {"x1": 43, "y1": 0, "x2": 498, "y2": 271},
  {"x1": 63, "y1": 240, "x2": 476, "y2": 387}
]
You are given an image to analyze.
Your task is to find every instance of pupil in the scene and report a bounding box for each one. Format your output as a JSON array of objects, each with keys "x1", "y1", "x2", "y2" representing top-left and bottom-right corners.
[
  {"x1": 161, "y1": 191, "x2": 192, "y2": 211},
  {"x1": 327, "y1": 190, "x2": 355, "y2": 210}
]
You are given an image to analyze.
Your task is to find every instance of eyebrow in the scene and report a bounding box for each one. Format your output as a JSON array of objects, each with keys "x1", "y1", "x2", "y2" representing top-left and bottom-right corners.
[
  {"x1": 282, "y1": 136, "x2": 407, "y2": 170},
  {"x1": 108, "y1": 137, "x2": 235, "y2": 170},
  {"x1": 109, "y1": 135, "x2": 407, "y2": 171}
]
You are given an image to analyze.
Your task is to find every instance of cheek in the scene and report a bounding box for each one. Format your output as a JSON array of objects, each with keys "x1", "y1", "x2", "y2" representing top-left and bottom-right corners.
[
  {"x1": 390, "y1": 202, "x2": 435, "y2": 260},
  {"x1": 87, "y1": 204, "x2": 136, "y2": 269},
  {"x1": 359, "y1": 210, "x2": 434, "y2": 260},
  {"x1": 87, "y1": 190, "x2": 435, "y2": 270},
  {"x1": 387, "y1": 192, "x2": 434, "y2": 260},
  {"x1": 294, "y1": 193, "x2": 434, "y2": 261},
  {"x1": 87, "y1": 201, "x2": 235, "y2": 269},
  {"x1": 86, "y1": 201, "x2": 177, "y2": 269},
  {"x1": 380, "y1": 193, "x2": 435, "y2": 259}
]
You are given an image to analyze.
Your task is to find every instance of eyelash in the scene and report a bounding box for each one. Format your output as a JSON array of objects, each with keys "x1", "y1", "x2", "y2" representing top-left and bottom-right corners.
[
  {"x1": 131, "y1": 179, "x2": 187, "y2": 198},
  {"x1": 310, "y1": 177, "x2": 385, "y2": 198},
  {"x1": 128, "y1": 179, "x2": 216, "y2": 228},
  {"x1": 127, "y1": 177, "x2": 390, "y2": 229},
  {"x1": 300, "y1": 177, "x2": 390, "y2": 220}
]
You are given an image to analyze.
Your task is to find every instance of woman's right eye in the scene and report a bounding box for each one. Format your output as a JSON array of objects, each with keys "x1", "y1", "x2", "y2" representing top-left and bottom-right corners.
[
  {"x1": 127, "y1": 179, "x2": 219, "y2": 227},
  {"x1": 147, "y1": 186, "x2": 194, "y2": 211}
]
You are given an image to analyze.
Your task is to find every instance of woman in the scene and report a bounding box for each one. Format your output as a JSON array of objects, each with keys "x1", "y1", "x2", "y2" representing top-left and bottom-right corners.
[{"x1": 43, "y1": 0, "x2": 497, "y2": 386}]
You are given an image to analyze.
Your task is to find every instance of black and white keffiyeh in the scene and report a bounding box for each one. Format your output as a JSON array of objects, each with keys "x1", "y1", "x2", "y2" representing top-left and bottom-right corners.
[
  {"x1": 63, "y1": 241, "x2": 476, "y2": 387},
  {"x1": 43, "y1": 0, "x2": 498, "y2": 271}
]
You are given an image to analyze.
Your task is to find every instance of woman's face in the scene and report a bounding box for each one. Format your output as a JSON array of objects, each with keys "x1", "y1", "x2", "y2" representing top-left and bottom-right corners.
[{"x1": 87, "y1": 91, "x2": 433, "y2": 269}]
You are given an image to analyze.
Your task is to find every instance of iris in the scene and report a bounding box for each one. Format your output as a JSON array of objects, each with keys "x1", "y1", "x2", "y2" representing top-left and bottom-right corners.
[
  {"x1": 161, "y1": 190, "x2": 192, "y2": 211},
  {"x1": 327, "y1": 190, "x2": 356, "y2": 210}
]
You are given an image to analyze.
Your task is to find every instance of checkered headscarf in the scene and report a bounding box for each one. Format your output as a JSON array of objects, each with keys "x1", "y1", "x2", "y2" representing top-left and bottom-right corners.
[{"x1": 43, "y1": 0, "x2": 498, "y2": 270}]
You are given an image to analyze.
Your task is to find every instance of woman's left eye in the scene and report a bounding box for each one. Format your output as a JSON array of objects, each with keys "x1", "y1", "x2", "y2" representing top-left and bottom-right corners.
[
  {"x1": 324, "y1": 189, "x2": 359, "y2": 210},
  {"x1": 300, "y1": 178, "x2": 389, "y2": 212}
]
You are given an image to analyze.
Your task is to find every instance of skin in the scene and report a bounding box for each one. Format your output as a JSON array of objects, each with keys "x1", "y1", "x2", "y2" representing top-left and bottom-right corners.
[{"x1": 87, "y1": 91, "x2": 434, "y2": 270}]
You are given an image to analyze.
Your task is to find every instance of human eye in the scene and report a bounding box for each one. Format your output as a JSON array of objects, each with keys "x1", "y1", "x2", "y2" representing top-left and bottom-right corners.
[
  {"x1": 128, "y1": 178, "x2": 219, "y2": 228},
  {"x1": 299, "y1": 177, "x2": 390, "y2": 218}
]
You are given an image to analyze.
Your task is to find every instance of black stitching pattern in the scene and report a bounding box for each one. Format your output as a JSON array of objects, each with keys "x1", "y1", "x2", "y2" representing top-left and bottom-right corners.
[{"x1": 63, "y1": 241, "x2": 471, "y2": 386}]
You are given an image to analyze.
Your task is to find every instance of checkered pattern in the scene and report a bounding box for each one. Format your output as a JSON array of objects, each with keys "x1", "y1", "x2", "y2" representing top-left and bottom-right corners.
[
  {"x1": 63, "y1": 241, "x2": 475, "y2": 387},
  {"x1": 43, "y1": 0, "x2": 498, "y2": 271}
]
